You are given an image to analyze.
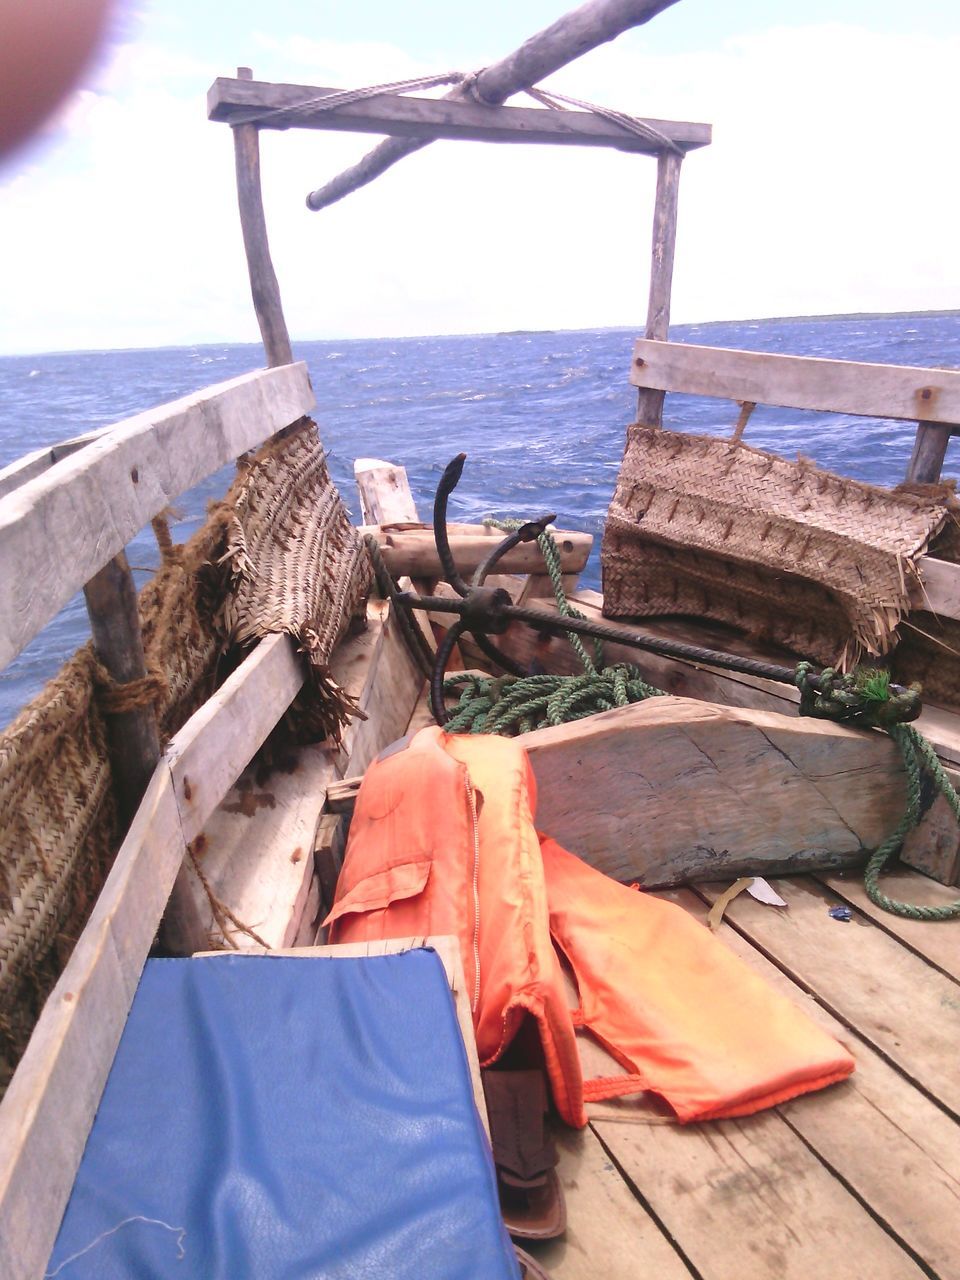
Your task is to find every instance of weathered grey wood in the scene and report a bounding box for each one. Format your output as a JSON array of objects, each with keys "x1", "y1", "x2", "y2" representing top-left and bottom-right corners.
[
  {"x1": 166, "y1": 632, "x2": 304, "y2": 847},
  {"x1": 631, "y1": 338, "x2": 960, "y2": 423},
  {"x1": 354, "y1": 457, "x2": 419, "y2": 524},
  {"x1": 182, "y1": 596, "x2": 422, "y2": 951},
  {"x1": 528, "y1": 1126, "x2": 695, "y2": 1280},
  {"x1": 647, "y1": 886, "x2": 960, "y2": 1280},
  {"x1": 305, "y1": 0, "x2": 681, "y2": 210},
  {"x1": 0, "y1": 632, "x2": 314, "y2": 1279},
  {"x1": 817, "y1": 867, "x2": 960, "y2": 978},
  {"x1": 187, "y1": 744, "x2": 336, "y2": 950},
  {"x1": 906, "y1": 420, "x2": 953, "y2": 482},
  {"x1": 233, "y1": 66, "x2": 293, "y2": 367},
  {"x1": 0, "y1": 362, "x2": 314, "y2": 672},
  {"x1": 83, "y1": 551, "x2": 205, "y2": 956},
  {"x1": 520, "y1": 696, "x2": 906, "y2": 886},
  {"x1": 492, "y1": 585, "x2": 960, "y2": 884},
  {"x1": 209, "y1": 77, "x2": 709, "y2": 155},
  {"x1": 0, "y1": 427, "x2": 112, "y2": 502},
  {"x1": 333, "y1": 599, "x2": 424, "y2": 779},
  {"x1": 695, "y1": 875, "x2": 960, "y2": 1120},
  {"x1": 636, "y1": 150, "x2": 683, "y2": 427},
  {"x1": 592, "y1": 1109, "x2": 928, "y2": 1280},
  {"x1": 83, "y1": 551, "x2": 161, "y2": 824},
  {"x1": 362, "y1": 521, "x2": 592, "y2": 579}
]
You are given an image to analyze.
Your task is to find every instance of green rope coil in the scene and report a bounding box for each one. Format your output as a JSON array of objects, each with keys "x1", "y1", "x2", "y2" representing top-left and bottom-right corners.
[
  {"x1": 865, "y1": 725, "x2": 960, "y2": 920},
  {"x1": 442, "y1": 523, "x2": 960, "y2": 922}
]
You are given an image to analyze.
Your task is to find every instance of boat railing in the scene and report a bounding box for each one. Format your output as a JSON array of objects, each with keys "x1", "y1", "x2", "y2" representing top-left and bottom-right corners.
[{"x1": 631, "y1": 336, "x2": 960, "y2": 621}]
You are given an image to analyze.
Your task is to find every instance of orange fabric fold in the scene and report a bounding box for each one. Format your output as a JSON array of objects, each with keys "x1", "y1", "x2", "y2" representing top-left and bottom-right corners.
[
  {"x1": 325, "y1": 727, "x2": 854, "y2": 1128},
  {"x1": 540, "y1": 835, "x2": 854, "y2": 1121}
]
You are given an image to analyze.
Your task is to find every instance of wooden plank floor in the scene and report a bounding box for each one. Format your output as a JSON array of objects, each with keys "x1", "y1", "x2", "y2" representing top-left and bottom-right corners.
[{"x1": 524, "y1": 872, "x2": 960, "y2": 1280}]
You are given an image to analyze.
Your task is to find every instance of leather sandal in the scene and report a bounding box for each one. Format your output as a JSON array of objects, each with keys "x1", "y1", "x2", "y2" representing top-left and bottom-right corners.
[
  {"x1": 515, "y1": 1245, "x2": 552, "y2": 1279},
  {"x1": 483, "y1": 1069, "x2": 566, "y2": 1242}
]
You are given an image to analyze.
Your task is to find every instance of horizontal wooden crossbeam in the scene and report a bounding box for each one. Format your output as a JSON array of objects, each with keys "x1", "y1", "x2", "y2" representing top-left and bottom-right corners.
[
  {"x1": 631, "y1": 339, "x2": 960, "y2": 424},
  {"x1": 207, "y1": 78, "x2": 711, "y2": 155}
]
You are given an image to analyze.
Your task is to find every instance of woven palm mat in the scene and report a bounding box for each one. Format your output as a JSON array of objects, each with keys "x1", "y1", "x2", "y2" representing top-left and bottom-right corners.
[
  {"x1": 220, "y1": 419, "x2": 372, "y2": 738},
  {"x1": 602, "y1": 426, "x2": 953, "y2": 668},
  {"x1": 0, "y1": 417, "x2": 369, "y2": 1092}
]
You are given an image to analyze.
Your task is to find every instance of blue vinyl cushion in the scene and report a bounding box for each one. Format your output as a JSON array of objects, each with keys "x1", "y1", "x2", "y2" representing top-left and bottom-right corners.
[{"x1": 47, "y1": 951, "x2": 520, "y2": 1279}]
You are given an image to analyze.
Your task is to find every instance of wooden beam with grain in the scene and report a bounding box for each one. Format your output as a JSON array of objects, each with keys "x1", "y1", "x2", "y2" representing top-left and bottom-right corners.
[
  {"x1": 304, "y1": 0, "x2": 682, "y2": 210},
  {"x1": 520, "y1": 696, "x2": 907, "y2": 887},
  {"x1": 631, "y1": 338, "x2": 960, "y2": 423},
  {"x1": 0, "y1": 362, "x2": 314, "y2": 672},
  {"x1": 362, "y1": 521, "x2": 592, "y2": 579},
  {"x1": 354, "y1": 457, "x2": 419, "y2": 524},
  {"x1": 232, "y1": 66, "x2": 294, "y2": 367},
  {"x1": 635, "y1": 149, "x2": 683, "y2": 428},
  {"x1": 0, "y1": 426, "x2": 110, "y2": 502},
  {"x1": 0, "y1": 631, "x2": 307, "y2": 1280},
  {"x1": 601, "y1": 885, "x2": 960, "y2": 1280},
  {"x1": 208, "y1": 77, "x2": 710, "y2": 155}
]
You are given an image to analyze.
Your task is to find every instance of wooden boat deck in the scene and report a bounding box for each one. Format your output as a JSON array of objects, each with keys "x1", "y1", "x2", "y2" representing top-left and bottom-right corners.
[{"x1": 526, "y1": 871, "x2": 960, "y2": 1280}]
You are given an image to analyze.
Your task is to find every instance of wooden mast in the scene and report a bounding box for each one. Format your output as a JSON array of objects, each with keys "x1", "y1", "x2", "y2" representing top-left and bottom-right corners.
[
  {"x1": 305, "y1": 0, "x2": 680, "y2": 211},
  {"x1": 232, "y1": 66, "x2": 293, "y2": 367},
  {"x1": 636, "y1": 148, "x2": 683, "y2": 426}
]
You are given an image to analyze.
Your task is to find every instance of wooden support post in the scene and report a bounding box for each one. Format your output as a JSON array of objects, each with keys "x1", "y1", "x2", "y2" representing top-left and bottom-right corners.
[
  {"x1": 83, "y1": 552, "x2": 204, "y2": 953},
  {"x1": 636, "y1": 149, "x2": 683, "y2": 427},
  {"x1": 906, "y1": 422, "x2": 953, "y2": 483},
  {"x1": 83, "y1": 551, "x2": 161, "y2": 824},
  {"x1": 233, "y1": 66, "x2": 293, "y2": 368}
]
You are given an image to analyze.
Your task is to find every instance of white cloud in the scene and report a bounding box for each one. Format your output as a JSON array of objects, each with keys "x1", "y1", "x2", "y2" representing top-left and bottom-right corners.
[{"x1": 0, "y1": 21, "x2": 956, "y2": 354}]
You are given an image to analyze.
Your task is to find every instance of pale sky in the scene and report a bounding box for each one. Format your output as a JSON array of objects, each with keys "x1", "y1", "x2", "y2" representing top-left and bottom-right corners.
[{"x1": 1, "y1": 0, "x2": 958, "y2": 355}]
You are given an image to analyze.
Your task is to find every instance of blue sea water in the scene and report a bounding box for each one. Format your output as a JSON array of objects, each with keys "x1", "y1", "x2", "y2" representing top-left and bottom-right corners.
[{"x1": 1, "y1": 311, "x2": 959, "y2": 728}]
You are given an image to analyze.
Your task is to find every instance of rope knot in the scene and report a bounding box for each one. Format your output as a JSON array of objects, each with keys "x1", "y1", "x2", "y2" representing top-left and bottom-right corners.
[{"x1": 92, "y1": 664, "x2": 168, "y2": 714}]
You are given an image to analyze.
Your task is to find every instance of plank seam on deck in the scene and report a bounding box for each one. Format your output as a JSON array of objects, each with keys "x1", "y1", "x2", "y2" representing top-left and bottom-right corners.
[
  {"x1": 774, "y1": 1106, "x2": 944, "y2": 1280},
  {"x1": 688, "y1": 885, "x2": 960, "y2": 1127},
  {"x1": 812, "y1": 873, "x2": 960, "y2": 985},
  {"x1": 587, "y1": 1121, "x2": 705, "y2": 1280}
]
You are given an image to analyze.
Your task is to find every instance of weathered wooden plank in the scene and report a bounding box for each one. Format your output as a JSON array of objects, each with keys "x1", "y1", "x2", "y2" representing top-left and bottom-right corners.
[
  {"x1": 0, "y1": 631, "x2": 316, "y2": 1279},
  {"x1": 233, "y1": 66, "x2": 294, "y2": 367},
  {"x1": 664, "y1": 885, "x2": 960, "y2": 1279},
  {"x1": 354, "y1": 457, "x2": 419, "y2": 524},
  {"x1": 166, "y1": 632, "x2": 304, "y2": 848},
  {"x1": 913, "y1": 554, "x2": 960, "y2": 621},
  {"x1": 817, "y1": 866, "x2": 960, "y2": 979},
  {"x1": 0, "y1": 363, "x2": 314, "y2": 672},
  {"x1": 209, "y1": 77, "x2": 710, "y2": 155},
  {"x1": 696, "y1": 875, "x2": 960, "y2": 1119},
  {"x1": 0, "y1": 770, "x2": 184, "y2": 1280},
  {"x1": 636, "y1": 149, "x2": 683, "y2": 428},
  {"x1": 363, "y1": 522, "x2": 592, "y2": 580},
  {"x1": 521, "y1": 696, "x2": 906, "y2": 886},
  {"x1": 592, "y1": 1107, "x2": 927, "y2": 1280},
  {"x1": 305, "y1": 0, "x2": 683, "y2": 210},
  {"x1": 525, "y1": 1126, "x2": 694, "y2": 1280},
  {"x1": 631, "y1": 338, "x2": 960, "y2": 424},
  {"x1": 0, "y1": 426, "x2": 109, "y2": 502},
  {"x1": 335, "y1": 601, "x2": 424, "y2": 778},
  {"x1": 500, "y1": 588, "x2": 960, "y2": 880},
  {"x1": 186, "y1": 744, "x2": 336, "y2": 950},
  {"x1": 183, "y1": 598, "x2": 423, "y2": 950}
]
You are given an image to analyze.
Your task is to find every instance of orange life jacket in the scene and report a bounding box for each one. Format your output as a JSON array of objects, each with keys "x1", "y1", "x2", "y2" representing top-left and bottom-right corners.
[{"x1": 326, "y1": 727, "x2": 853, "y2": 1126}]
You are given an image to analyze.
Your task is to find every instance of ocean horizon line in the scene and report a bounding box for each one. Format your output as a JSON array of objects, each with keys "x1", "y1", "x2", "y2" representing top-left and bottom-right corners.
[{"x1": 2, "y1": 308, "x2": 958, "y2": 363}]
